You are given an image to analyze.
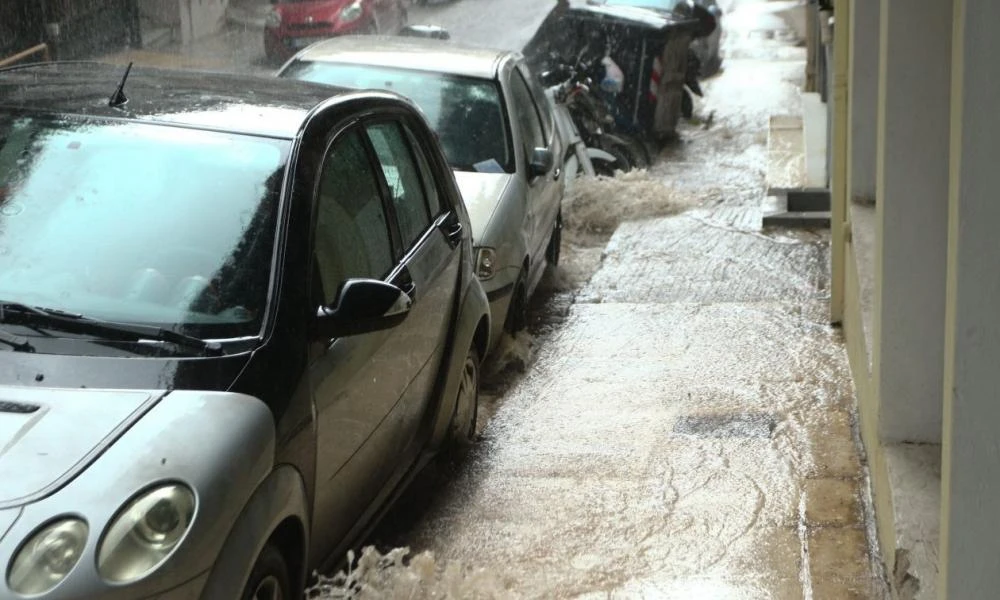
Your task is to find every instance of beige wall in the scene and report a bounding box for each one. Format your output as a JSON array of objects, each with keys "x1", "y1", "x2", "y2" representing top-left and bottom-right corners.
[
  {"x1": 138, "y1": 0, "x2": 181, "y2": 26},
  {"x1": 179, "y1": 0, "x2": 230, "y2": 44}
]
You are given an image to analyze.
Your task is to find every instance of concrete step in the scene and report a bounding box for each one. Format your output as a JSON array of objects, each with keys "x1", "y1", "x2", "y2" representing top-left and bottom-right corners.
[
  {"x1": 762, "y1": 210, "x2": 831, "y2": 229},
  {"x1": 802, "y1": 91, "x2": 828, "y2": 188},
  {"x1": 766, "y1": 114, "x2": 806, "y2": 195},
  {"x1": 787, "y1": 187, "x2": 830, "y2": 212}
]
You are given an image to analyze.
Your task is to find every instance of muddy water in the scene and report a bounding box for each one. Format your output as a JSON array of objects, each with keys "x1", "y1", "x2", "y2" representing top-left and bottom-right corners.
[{"x1": 310, "y1": 11, "x2": 887, "y2": 600}]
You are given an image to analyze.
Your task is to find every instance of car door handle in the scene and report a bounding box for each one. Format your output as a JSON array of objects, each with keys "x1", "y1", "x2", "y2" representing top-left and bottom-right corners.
[{"x1": 442, "y1": 219, "x2": 463, "y2": 248}]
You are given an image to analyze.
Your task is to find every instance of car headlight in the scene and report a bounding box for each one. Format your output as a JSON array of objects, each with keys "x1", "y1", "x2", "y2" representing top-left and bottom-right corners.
[
  {"x1": 265, "y1": 8, "x2": 281, "y2": 28},
  {"x1": 97, "y1": 484, "x2": 196, "y2": 584},
  {"x1": 475, "y1": 247, "x2": 497, "y2": 280},
  {"x1": 7, "y1": 518, "x2": 89, "y2": 595},
  {"x1": 339, "y1": 2, "x2": 363, "y2": 23}
]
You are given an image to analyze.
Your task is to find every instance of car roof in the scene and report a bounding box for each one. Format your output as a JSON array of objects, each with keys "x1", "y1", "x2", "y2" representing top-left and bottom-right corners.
[
  {"x1": 292, "y1": 36, "x2": 514, "y2": 80},
  {"x1": 0, "y1": 62, "x2": 357, "y2": 139}
]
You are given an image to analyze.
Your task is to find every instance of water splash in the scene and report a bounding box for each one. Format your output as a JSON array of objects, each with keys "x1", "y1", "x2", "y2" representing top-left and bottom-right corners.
[{"x1": 307, "y1": 546, "x2": 509, "y2": 600}]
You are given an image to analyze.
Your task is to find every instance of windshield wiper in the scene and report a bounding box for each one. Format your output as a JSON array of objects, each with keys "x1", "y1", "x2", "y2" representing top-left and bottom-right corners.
[{"x1": 0, "y1": 301, "x2": 223, "y2": 356}]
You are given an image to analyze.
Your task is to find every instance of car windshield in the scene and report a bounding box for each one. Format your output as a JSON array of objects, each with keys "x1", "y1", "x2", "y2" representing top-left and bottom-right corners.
[
  {"x1": 281, "y1": 61, "x2": 513, "y2": 173},
  {"x1": 0, "y1": 114, "x2": 288, "y2": 339}
]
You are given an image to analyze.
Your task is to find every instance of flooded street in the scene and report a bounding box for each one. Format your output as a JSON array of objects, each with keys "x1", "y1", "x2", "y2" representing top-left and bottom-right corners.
[{"x1": 319, "y1": 8, "x2": 889, "y2": 600}]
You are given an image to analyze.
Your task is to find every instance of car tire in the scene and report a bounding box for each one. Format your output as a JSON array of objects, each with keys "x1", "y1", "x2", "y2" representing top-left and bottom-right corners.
[
  {"x1": 447, "y1": 345, "x2": 480, "y2": 445},
  {"x1": 242, "y1": 544, "x2": 291, "y2": 600},
  {"x1": 503, "y1": 271, "x2": 528, "y2": 335},
  {"x1": 546, "y1": 211, "x2": 562, "y2": 267}
]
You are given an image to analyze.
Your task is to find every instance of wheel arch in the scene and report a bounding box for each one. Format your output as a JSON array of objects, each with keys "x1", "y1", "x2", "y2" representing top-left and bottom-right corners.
[
  {"x1": 427, "y1": 282, "x2": 491, "y2": 449},
  {"x1": 199, "y1": 465, "x2": 310, "y2": 600}
]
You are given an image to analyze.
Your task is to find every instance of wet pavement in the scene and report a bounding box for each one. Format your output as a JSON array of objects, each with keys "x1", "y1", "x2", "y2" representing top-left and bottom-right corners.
[{"x1": 322, "y1": 6, "x2": 888, "y2": 600}]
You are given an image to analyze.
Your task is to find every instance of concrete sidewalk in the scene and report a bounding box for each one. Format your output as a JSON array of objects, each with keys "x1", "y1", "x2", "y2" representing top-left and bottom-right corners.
[{"x1": 361, "y1": 35, "x2": 888, "y2": 600}]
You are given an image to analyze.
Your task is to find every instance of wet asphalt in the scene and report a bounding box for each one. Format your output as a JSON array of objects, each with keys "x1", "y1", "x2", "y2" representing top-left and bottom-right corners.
[{"x1": 353, "y1": 2, "x2": 889, "y2": 599}]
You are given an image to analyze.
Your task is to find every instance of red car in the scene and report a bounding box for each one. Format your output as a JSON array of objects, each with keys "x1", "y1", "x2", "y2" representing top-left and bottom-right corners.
[{"x1": 264, "y1": 0, "x2": 410, "y2": 62}]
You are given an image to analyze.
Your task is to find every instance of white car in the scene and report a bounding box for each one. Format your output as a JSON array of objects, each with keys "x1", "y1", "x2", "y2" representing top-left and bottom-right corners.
[{"x1": 278, "y1": 36, "x2": 565, "y2": 354}]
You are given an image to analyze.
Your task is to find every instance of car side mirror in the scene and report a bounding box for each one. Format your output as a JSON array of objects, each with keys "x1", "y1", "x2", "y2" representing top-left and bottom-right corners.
[
  {"x1": 312, "y1": 278, "x2": 411, "y2": 340},
  {"x1": 529, "y1": 147, "x2": 554, "y2": 178}
]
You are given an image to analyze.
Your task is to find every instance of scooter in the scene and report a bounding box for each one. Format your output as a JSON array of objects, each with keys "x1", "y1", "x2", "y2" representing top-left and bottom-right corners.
[
  {"x1": 542, "y1": 58, "x2": 649, "y2": 176},
  {"x1": 548, "y1": 89, "x2": 617, "y2": 188}
]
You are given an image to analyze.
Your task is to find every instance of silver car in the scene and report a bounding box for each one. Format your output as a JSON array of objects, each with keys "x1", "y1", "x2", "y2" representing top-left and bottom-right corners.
[{"x1": 278, "y1": 36, "x2": 565, "y2": 353}]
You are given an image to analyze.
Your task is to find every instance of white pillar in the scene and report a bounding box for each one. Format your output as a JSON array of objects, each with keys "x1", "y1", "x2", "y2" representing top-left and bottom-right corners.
[
  {"x1": 848, "y1": 0, "x2": 878, "y2": 203},
  {"x1": 939, "y1": 0, "x2": 1000, "y2": 596},
  {"x1": 873, "y1": 0, "x2": 951, "y2": 443}
]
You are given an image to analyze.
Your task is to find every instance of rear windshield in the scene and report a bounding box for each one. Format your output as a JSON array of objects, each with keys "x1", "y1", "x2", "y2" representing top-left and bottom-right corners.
[
  {"x1": 281, "y1": 61, "x2": 513, "y2": 174},
  {"x1": 0, "y1": 114, "x2": 289, "y2": 339}
]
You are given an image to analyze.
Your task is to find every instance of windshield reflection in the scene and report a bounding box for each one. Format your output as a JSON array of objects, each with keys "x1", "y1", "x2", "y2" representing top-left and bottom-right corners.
[
  {"x1": 0, "y1": 114, "x2": 288, "y2": 339},
  {"x1": 281, "y1": 61, "x2": 513, "y2": 173}
]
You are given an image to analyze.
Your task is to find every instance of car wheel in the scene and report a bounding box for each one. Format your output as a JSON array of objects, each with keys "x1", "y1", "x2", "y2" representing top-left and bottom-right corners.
[
  {"x1": 503, "y1": 272, "x2": 528, "y2": 335},
  {"x1": 546, "y1": 211, "x2": 562, "y2": 267},
  {"x1": 242, "y1": 544, "x2": 291, "y2": 600},
  {"x1": 447, "y1": 345, "x2": 480, "y2": 445}
]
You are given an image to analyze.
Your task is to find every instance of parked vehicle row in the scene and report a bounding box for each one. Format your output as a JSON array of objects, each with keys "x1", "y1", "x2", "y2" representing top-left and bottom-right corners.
[
  {"x1": 0, "y1": 3, "x2": 709, "y2": 594},
  {"x1": 0, "y1": 20, "x2": 590, "y2": 598}
]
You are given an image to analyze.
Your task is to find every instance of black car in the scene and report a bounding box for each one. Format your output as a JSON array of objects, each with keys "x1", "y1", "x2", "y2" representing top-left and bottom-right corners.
[{"x1": 0, "y1": 62, "x2": 489, "y2": 599}]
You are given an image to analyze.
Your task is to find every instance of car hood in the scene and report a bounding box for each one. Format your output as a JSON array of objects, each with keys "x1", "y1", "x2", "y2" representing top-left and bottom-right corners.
[
  {"x1": 0, "y1": 387, "x2": 161, "y2": 508},
  {"x1": 277, "y1": 0, "x2": 352, "y2": 24},
  {"x1": 453, "y1": 171, "x2": 514, "y2": 242}
]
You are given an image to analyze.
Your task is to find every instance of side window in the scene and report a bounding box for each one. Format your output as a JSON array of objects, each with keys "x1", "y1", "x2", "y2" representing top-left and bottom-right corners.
[
  {"x1": 314, "y1": 131, "x2": 394, "y2": 305},
  {"x1": 508, "y1": 70, "x2": 546, "y2": 160},
  {"x1": 367, "y1": 122, "x2": 433, "y2": 250},
  {"x1": 403, "y1": 125, "x2": 443, "y2": 218},
  {"x1": 520, "y1": 65, "x2": 554, "y2": 139}
]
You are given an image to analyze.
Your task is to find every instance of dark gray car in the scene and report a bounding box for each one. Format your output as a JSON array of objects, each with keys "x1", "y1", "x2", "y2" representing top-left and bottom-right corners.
[{"x1": 0, "y1": 61, "x2": 489, "y2": 600}]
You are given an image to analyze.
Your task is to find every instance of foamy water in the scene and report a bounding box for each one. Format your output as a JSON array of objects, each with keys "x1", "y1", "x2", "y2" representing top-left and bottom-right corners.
[{"x1": 307, "y1": 547, "x2": 509, "y2": 599}]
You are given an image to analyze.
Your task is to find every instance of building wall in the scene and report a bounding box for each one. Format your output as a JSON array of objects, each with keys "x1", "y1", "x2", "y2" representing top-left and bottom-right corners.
[
  {"x1": 872, "y1": 0, "x2": 951, "y2": 444},
  {"x1": 939, "y1": 0, "x2": 1000, "y2": 595},
  {"x1": 179, "y1": 0, "x2": 230, "y2": 45},
  {"x1": 847, "y1": 0, "x2": 878, "y2": 203},
  {"x1": 138, "y1": 0, "x2": 181, "y2": 27}
]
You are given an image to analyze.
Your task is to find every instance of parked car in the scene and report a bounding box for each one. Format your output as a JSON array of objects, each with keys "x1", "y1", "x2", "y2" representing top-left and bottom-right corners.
[
  {"x1": 588, "y1": 0, "x2": 724, "y2": 76},
  {"x1": 264, "y1": 0, "x2": 410, "y2": 63},
  {"x1": 278, "y1": 36, "x2": 565, "y2": 352},
  {"x1": 0, "y1": 61, "x2": 489, "y2": 599},
  {"x1": 523, "y1": 0, "x2": 699, "y2": 141}
]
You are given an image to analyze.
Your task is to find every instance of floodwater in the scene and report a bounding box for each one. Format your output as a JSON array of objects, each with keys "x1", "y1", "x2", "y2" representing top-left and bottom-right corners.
[{"x1": 310, "y1": 3, "x2": 889, "y2": 599}]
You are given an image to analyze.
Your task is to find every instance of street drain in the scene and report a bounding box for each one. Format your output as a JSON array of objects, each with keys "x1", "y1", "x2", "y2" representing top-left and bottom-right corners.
[{"x1": 673, "y1": 412, "x2": 777, "y2": 438}]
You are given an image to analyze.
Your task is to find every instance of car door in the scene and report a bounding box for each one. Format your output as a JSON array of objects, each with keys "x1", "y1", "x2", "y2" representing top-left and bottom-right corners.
[
  {"x1": 364, "y1": 118, "x2": 462, "y2": 456},
  {"x1": 307, "y1": 124, "x2": 424, "y2": 559},
  {"x1": 506, "y1": 66, "x2": 562, "y2": 284}
]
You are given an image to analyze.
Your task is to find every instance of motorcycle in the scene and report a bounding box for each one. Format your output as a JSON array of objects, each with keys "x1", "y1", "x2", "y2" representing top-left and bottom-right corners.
[{"x1": 541, "y1": 55, "x2": 651, "y2": 176}]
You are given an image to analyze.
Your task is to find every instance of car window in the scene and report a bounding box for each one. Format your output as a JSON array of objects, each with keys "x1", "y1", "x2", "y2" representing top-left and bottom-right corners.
[
  {"x1": 520, "y1": 65, "x2": 553, "y2": 140},
  {"x1": 314, "y1": 130, "x2": 394, "y2": 305},
  {"x1": 366, "y1": 122, "x2": 432, "y2": 251},
  {"x1": 280, "y1": 61, "x2": 512, "y2": 174},
  {"x1": 508, "y1": 70, "x2": 547, "y2": 161},
  {"x1": 403, "y1": 125, "x2": 443, "y2": 218}
]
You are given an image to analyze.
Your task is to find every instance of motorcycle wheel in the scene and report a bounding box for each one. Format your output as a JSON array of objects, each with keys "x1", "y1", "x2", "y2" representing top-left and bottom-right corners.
[{"x1": 595, "y1": 141, "x2": 633, "y2": 176}]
